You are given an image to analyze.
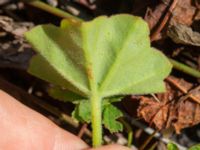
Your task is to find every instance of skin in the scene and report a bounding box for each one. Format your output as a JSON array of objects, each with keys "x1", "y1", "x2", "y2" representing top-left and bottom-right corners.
[{"x1": 0, "y1": 90, "x2": 130, "y2": 150}]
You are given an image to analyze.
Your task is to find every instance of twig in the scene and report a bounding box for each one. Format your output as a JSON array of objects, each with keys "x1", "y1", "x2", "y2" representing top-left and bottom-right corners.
[
  {"x1": 169, "y1": 58, "x2": 200, "y2": 78},
  {"x1": 78, "y1": 123, "x2": 88, "y2": 138},
  {"x1": 150, "y1": 0, "x2": 178, "y2": 42},
  {"x1": 151, "y1": 93, "x2": 160, "y2": 102},
  {"x1": 23, "y1": 0, "x2": 82, "y2": 21}
]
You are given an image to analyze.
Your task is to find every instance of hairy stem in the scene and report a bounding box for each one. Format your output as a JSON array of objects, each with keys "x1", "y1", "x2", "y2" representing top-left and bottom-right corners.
[{"x1": 90, "y1": 90, "x2": 102, "y2": 147}]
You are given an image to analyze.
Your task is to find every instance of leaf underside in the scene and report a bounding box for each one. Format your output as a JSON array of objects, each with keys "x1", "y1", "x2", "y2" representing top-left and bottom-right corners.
[
  {"x1": 48, "y1": 86, "x2": 85, "y2": 103},
  {"x1": 25, "y1": 14, "x2": 172, "y2": 132},
  {"x1": 25, "y1": 14, "x2": 171, "y2": 99}
]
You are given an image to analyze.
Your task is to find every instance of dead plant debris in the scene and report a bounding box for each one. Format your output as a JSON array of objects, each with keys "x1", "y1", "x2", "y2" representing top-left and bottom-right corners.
[{"x1": 137, "y1": 76, "x2": 200, "y2": 134}]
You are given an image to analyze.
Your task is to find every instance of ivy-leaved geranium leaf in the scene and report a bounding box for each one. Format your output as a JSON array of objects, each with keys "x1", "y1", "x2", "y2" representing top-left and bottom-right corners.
[
  {"x1": 25, "y1": 14, "x2": 171, "y2": 99},
  {"x1": 103, "y1": 104, "x2": 123, "y2": 133},
  {"x1": 48, "y1": 86, "x2": 85, "y2": 103}
]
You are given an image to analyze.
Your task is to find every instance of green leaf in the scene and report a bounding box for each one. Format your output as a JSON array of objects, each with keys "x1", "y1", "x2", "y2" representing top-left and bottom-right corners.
[
  {"x1": 189, "y1": 144, "x2": 200, "y2": 150},
  {"x1": 103, "y1": 104, "x2": 123, "y2": 133},
  {"x1": 78, "y1": 100, "x2": 91, "y2": 123},
  {"x1": 167, "y1": 143, "x2": 179, "y2": 150},
  {"x1": 25, "y1": 14, "x2": 171, "y2": 99},
  {"x1": 72, "y1": 100, "x2": 91, "y2": 123},
  {"x1": 25, "y1": 14, "x2": 172, "y2": 146},
  {"x1": 26, "y1": 27, "x2": 90, "y2": 97},
  {"x1": 72, "y1": 105, "x2": 84, "y2": 122},
  {"x1": 72, "y1": 98, "x2": 122, "y2": 124},
  {"x1": 48, "y1": 86, "x2": 86, "y2": 103}
]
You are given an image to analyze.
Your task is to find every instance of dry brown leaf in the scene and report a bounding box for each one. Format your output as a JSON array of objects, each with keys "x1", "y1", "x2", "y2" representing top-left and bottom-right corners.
[
  {"x1": 137, "y1": 76, "x2": 200, "y2": 134},
  {"x1": 173, "y1": 98, "x2": 200, "y2": 133},
  {"x1": 167, "y1": 23, "x2": 200, "y2": 46},
  {"x1": 145, "y1": 0, "x2": 197, "y2": 29},
  {"x1": 170, "y1": 0, "x2": 196, "y2": 26},
  {"x1": 188, "y1": 86, "x2": 200, "y2": 103},
  {"x1": 167, "y1": 76, "x2": 193, "y2": 93},
  {"x1": 137, "y1": 83, "x2": 174, "y2": 130}
]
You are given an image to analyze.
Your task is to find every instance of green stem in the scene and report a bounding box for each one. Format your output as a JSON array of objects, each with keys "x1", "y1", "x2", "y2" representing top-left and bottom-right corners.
[
  {"x1": 169, "y1": 58, "x2": 200, "y2": 78},
  {"x1": 24, "y1": 0, "x2": 82, "y2": 21},
  {"x1": 120, "y1": 118, "x2": 133, "y2": 147},
  {"x1": 91, "y1": 90, "x2": 102, "y2": 147},
  {"x1": 128, "y1": 132, "x2": 133, "y2": 147}
]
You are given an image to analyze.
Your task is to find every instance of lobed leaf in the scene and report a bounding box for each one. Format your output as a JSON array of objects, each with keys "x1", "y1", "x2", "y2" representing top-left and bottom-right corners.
[
  {"x1": 72, "y1": 100, "x2": 91, "y2": 123},
  {"x1": 103, "y1": 104, "x2": 123, "y2": 133},
  {"x1": 25, "y1": 15, "x2": 172, "y2": 135},
  {"x1": 25, "y1": 14, "x2": 172, "y2": 99}
]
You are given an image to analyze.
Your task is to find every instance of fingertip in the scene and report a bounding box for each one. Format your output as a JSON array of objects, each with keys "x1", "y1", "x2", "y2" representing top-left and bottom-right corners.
[
  {"x1": 88, "y1": 144, "x2": 131, "y2": 150},
  {"x1": 0, "y1": 90, "x2": 89, "y2": 150},
  {"x1": 53, "y1": 128, "x2": 89, "y2": 150}
]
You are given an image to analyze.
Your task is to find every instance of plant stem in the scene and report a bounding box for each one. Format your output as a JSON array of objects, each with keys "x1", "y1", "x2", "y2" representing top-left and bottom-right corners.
[
  {"x1": 120, "y1": 118, "x2": 133, "y2": 147},
  {"x1": 90, "y1": 90, "x2": 102, "y2": 147},
  {"x1": 169, "y1": 58, "x2": 200, "y2": 78},
  {"x1": 24, "y1": 0, "x2": 82, "y2": 21},
  {"x1": 85, "y1": 53, "x2": 102, "y2": 146}
]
